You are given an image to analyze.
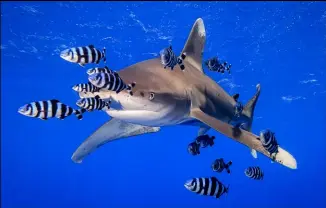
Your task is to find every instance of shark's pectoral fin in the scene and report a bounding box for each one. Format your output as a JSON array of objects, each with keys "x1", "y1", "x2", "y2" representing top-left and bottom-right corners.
[
  {"x1": 190, "y1": 108, "x2": 297, "y2": 169},
  {"x1": 181, "y1": 18, "x2": 206, "y2": 73},
  {"x1": 71, "y1": 118, "x2": 160, "y2": 164}
]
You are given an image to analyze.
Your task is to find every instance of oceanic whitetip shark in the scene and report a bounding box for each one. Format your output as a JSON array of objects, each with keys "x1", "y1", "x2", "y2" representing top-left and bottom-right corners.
[{"x1": 72, "y1": 18, "x2": 297, "y2": 170}]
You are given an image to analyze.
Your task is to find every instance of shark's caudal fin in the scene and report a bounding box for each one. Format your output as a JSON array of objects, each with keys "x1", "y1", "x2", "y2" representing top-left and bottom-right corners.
[
  {"x1": 181, "y1": 18, "x2": 206, "y2": 73},
  {"x1": 71, "y1": 118, "x2": 160, "y2": 163},
  {"x1": 242, "y1": 84, "x2": 261, "y2": 159},
  {"x1": 190, "y1": 108, "x2": 297, "y2": 170}
]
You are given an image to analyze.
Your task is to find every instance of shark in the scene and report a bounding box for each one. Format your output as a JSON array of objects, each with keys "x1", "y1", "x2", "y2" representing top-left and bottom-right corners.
[{"x1": 71, "y1": 18, "x2": 297, "y2": 170}]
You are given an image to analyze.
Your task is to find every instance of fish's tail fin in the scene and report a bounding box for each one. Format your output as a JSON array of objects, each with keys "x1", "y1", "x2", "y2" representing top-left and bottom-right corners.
[
  {"x1": 225, "y1": 161, "x2": 232, "y2": 174},
  {"x1": 224, "y1": 184, "x2": 230, "y2": 199},
  {"x1": 102, "y1": 47, "x2": 106, "y2": 63},
  {"x1": 74, "y1": 108, "x2": 86, "y2": 120},
  {"x1": 225, "y1": 184, "x2": 229, "y2": 193},
  {"x1": 242, "y1": 84, "x2": 261, "y2": 159}
]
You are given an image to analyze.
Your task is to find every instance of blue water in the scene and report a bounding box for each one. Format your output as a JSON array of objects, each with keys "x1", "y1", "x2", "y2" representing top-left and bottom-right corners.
[{"x1": 1, "y1": 2, "x2": 326, "y2": 208}]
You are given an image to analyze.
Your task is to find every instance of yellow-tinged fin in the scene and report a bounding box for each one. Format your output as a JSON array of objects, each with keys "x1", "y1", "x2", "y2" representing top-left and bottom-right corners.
[
  {"x1": 190, "y1": 108, "x2": 297, "y2": 170},
  {"x1": 181, "y1": 18, "x2": 206, "y2": 73}
]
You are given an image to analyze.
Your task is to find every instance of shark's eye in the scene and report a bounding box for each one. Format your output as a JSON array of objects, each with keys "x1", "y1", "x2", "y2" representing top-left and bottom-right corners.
[{"x1": 149, "y1": 92, "x2": 155, "y2": 100}]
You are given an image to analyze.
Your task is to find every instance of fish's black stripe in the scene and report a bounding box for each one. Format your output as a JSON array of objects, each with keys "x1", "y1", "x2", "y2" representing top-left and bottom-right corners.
[
  {"x1": 90, "y1": 47, "x2": 97, "y2": 63},
  {"x1": 43, "y1": 100, "x2": 48, "y2": 119},
  {"x1": 203, "y1": 178, "x2": 209, "y2": 196},
  {"x1": 82, "y1": 46, "x2": 89, "y2": 63},
  {"x1": 210, "y1": 177, "x2": 217, "y2": 196},
  {"x1": 197, "y1": 178, "x2": 203, "y2": 194},
  {"x1": 216, "y1": 180, "x2": 223, "y2": 198},
  {"x1": 61, "y1": 104, "x2": 67, "y2": 119},
  {"x1": 96, "y1": 49, "x2": 101, "y2": 64},
  {"x1": 76, "y1": 47, "x2": 82, "y2": 63},
  {"x1": 51, "y1": 100, "x2": 58, "y2": 118},
  {"x1": 35, "y1": 102, "x2": 41, "y2": 118}
]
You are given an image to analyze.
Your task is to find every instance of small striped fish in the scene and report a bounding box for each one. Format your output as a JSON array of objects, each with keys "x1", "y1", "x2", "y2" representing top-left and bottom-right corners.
[
  {"x1": 259, "y1": 129, "x2": 279, "y2": 156},
  {"x1": 244, "y1": 167, "x2": 264, "y2": 180},
  {"x1": 195, "y1": 134, "x2": 215, "y2": 148},
  {"x1": 204, "y1": 57, "x2": 231, "y2": 74},
  {"x1": 88, "y1": 72, "x2": 136, "y2": 96},
  {"x1": 87, "y1": 66, "x2": 118, "y2": 76},
  {"x1": 60, "y1": 45, "x2": 106, "y2": 67},
  {"x1": 18, "y1": 99, "x2": 86, "y2": 120},
  {"x1": 187, "y1": 141, "x2": 200, "y2": 156},
  {"x1": 76, "y1": 95, "x2": 110, "y2": 112},
  {"x1": 72, "y1": 82, "x2": 100, "y2": 93},
  {"x1": 211, "y1": 158, "x2": 232, "y2": 174},
  {"x1": 160, "y1": 46, "x2": 187, "y2": 71},
  {"x1": 184, "y1": 177, "x2": 229, "y2": 199}
]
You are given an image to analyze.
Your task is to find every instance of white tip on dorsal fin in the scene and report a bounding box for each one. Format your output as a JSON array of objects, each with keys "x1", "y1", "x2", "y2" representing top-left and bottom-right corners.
[{"x1": 181, "y1": 18, "x2": 206, "y2": 73}]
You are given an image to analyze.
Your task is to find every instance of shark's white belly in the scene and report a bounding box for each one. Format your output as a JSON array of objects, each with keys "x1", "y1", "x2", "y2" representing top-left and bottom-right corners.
[{"x1": 90, "y1": 90, "x2": 192, "y2": 127}]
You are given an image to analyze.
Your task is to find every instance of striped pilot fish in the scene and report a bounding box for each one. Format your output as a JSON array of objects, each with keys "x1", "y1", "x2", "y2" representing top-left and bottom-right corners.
[
  {"x1": 184, "y1": 177, "x2": 229, "y2": 199},
  {"x1": 76, "y1": 95, "x2": 111, "y2": 112},
  {"x1": 72, "y1": 82, "x2": 100, "y2": 93},
  {"x1": 160, "y1": 46, "x2": 187, "y2": 71},
  {"x1": 244, "y1": 167, "x2": 264, "y2": 180},
  {"x1": 88, "y1": 72, "x2": 136, "y2": 96},
  {"x1": 86, "y1": 66, "x2": 118, "y2": 76},
  {"x1": 204, "y1": 57, "x2": 232, "y2": 74},
  {"x1": 211, "y1": 158, "x2": 233, "y2": 174},
  {"x1": 18, "y1": 99, "x2": 86, "y2": 120},
  {"x1": 60, "y1": 45, "x2": 106, "y2": 67},
  {"x1": 259, "y1": 129, "x2": 279, "y2": 157}
]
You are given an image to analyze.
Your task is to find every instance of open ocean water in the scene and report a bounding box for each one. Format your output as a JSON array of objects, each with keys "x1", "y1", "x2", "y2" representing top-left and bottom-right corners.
[{"x1": 1, "y1": 1, "x2": 326, "y2": 208}]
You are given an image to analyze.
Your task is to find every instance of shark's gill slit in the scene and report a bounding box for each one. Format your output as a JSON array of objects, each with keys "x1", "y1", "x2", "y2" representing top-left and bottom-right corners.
[{"x1": 149, "y1": 92, "x2": 155, "y2": 100}]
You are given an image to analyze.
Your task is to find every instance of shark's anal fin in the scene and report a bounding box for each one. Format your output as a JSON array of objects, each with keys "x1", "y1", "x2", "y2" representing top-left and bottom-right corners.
[
  {"x1": 190, "y1": 108, "x2": 297, "y2": 169},
  {"x1": 71, "y1": 118, "x2": 160, "y2": 163},
  {"x1": 181, "y1": 18, "x2": 206, "y2": 73}
]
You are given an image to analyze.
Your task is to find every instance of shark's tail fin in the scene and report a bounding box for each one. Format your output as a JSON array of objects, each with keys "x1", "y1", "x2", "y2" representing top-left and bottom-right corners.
[{"x1": 242, "y1": 83, "x2": 261, "y2": 159}]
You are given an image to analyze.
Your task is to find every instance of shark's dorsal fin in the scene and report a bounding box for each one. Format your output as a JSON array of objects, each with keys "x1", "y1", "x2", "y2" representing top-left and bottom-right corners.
[{"x1": 181, "y1": 18, "x2": 206, "y2": 73}]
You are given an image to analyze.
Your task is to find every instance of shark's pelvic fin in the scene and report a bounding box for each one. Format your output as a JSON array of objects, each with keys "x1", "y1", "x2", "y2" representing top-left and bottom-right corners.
[
  {"x1": 71, "y1": 118, "x2": 160, "y2": 163},
  {"x1": 190, "y1": 108, "x2": 297, "y2": 169},
  {"x1": 242, "y1": 84, "x2": 261, "y2": 159},
  {"x1": 181, "y1": 18, "x2": 206, "y2": 73}
]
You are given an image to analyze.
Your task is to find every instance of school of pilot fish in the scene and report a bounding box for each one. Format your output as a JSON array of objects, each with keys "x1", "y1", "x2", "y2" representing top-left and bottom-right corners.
[{"x1": 18, "y1": 38, "x2": 282, "y2": 200}]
